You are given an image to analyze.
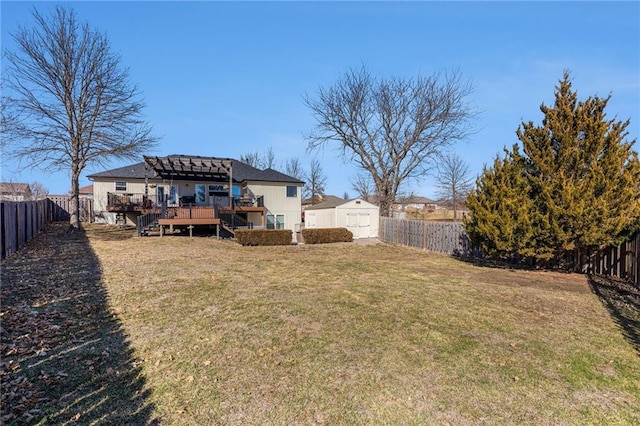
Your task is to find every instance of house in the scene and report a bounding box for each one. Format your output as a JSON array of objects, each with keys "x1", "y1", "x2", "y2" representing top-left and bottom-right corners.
[
  {"x1": 79, "y1": 184, "x2": 94, "y2": 198},
  {"x1": 0, "y1": 182, "x2": 32, "y2": 201},
  {"x1": 302, "y1": 194, "x2": 345, "y2": 208},
  {"x1": 87, "y1": 154, "x2": 304, "y2": 237},
  {"x1": 304, "y1": 198, "x2": 379, "y2": 239},
  {"x1": 392, "y1": 195, "x2": 441, "y2": 213}
]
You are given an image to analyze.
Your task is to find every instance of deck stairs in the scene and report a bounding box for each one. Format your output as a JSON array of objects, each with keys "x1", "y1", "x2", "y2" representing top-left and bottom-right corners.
[{"x1": 137, "y1": 212, "x2": 162, "y2": 237}]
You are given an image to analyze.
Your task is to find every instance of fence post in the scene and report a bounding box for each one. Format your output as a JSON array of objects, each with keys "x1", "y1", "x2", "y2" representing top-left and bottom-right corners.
[{"x1": 1, "y1": 202, "x2": 4, "y2": 260}]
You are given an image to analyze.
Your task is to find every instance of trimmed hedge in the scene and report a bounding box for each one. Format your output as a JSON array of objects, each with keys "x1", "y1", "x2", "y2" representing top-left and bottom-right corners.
[
  {"x1": 235, "y1": 229, "x2": 292, "y2": 246},
  {"x1": 301, "y1": 228, "x2": 353, "y2": 244}
]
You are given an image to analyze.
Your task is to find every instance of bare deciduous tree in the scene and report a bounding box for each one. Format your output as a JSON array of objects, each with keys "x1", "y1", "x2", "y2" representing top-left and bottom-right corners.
[
  {"x1": 240, "y1": 151, "x2": 262, "y2": 168},
  {"x1": 304, "y1": 159, "x2": 326, "y2": 204},
  {"x1": 284, "y1": 157, "x2": 305, "y2": 181},
  {"x1": 351, "y1": 173, "x2": 376, "y2": 203},
  {"x1": 241, "y1": 147, "x2": 277, "y2": 170},
  {"x1": 305, "y1": 66, "x2": 476, "y2": 216},
  {"x1": 435, "y1": 152, "x2": 473, "y2": 221},
  {"x1": 263, "y1": 147, "x2": 277, "y2": 169},
  {"x1": 2, "y1": 7, "x2": 157, "y2": 229},
  {"x1": 29, "y1": 181, "x2": 49, "y2": 200}
]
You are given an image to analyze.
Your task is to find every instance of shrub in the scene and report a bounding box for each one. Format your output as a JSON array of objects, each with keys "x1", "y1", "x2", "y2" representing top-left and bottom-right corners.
[
  {"x1": 235, "y1": 229, "x2": 292, "y2": 246},
  {"x1": 302, "y1": 228, "x2": 353, "y2": 244}
]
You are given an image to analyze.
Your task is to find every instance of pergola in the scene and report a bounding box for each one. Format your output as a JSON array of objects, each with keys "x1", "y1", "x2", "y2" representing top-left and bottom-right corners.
[{"x1": 143, "y1": 155, "x2": 234, "y2": 198}]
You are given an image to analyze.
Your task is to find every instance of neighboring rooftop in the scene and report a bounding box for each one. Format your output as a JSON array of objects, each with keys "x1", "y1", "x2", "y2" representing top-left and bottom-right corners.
[
  {"x1": 0, "y1": 182, "x2": 32, "y2": 201},
  {"x1": 0, "y1": 182, "x2": 31, "y2": 194},
  {"x1": 394, "y1": 196, "x2": 438, "y2": 205}
]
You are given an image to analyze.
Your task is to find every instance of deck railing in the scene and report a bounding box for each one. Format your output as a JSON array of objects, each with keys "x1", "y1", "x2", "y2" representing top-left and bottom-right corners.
[
  {"x1": 211, "y1": 195, "x2": 264, "y2": 209},
  {"x1": 107, "y1": 192, "x2": 151, "y2": 210},
  {"x1": 137, "y1": 212, "x2": 162, "y2": 236},
  {"x1": 164, "y1": 204, "x2": 217, "y2": 219}
]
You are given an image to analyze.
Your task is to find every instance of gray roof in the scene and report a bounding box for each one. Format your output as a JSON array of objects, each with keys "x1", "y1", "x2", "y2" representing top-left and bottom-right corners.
[
  {"x1": 250, "y1": 168, "x2": 303, "y2": 184},
  {"x1": 304, "y1": 197, "x2": 379, "y2": 210},
  {"x1": 87, "y1": 162, "x2": 152, "y2": 180},
  {"x1": 87, "y1": 155, "x2": 303, "y2": 184}
]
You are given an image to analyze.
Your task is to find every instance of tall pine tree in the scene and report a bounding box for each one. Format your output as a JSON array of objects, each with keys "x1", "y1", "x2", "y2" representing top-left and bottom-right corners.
[{"x1": 466, "y1": 71, "x2": 640, "y2": 267}]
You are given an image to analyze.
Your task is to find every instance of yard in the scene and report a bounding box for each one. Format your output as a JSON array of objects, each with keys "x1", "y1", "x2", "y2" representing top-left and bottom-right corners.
[{"x1": 1, "y1": 223, "x2": 639, "y2": 424}]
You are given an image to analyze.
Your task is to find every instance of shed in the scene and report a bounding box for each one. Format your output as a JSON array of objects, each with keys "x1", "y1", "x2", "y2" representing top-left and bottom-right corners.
[{"x1": 304, "y1": 198, "x2": 379, "y2": 239}]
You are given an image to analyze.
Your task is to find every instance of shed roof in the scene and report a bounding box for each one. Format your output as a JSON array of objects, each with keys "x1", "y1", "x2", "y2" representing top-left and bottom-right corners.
[{"x1": 305, "y1": 197, "x2": 378, "y2": 211}]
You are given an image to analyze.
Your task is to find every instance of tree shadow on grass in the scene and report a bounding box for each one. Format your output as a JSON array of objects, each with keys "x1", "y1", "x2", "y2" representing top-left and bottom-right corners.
[
  {"x1": 1, "y1": 223, "x2": 157, "y2": 424},
  {"x1": 587, "y1": 274, "x2": 640, "y2": 357}
]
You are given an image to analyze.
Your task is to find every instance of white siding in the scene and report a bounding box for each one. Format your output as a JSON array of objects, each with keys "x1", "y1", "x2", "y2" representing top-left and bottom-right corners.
[
  {"x1": 305, "y1": 199, "x2": 379, "y2": 238},
  {"x1": 246, "y1": 181, "x2": 302, "y2": 232},
  {"x1": 91, "y1": 175, "x2": 302, "y2": 232},
  {"x1": 92, "y1": 179, "x2": 151, "y2": 224}
]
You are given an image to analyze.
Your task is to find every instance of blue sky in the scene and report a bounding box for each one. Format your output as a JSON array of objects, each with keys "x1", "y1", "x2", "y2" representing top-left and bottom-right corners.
[{"x1": 2, "y1": 1, "x2": 639, "y2": 198}]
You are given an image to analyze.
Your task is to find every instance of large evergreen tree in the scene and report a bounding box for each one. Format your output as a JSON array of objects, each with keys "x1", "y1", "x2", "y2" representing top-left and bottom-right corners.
[{"x1": 466, "y1": 71, "x2": 640, "y2": 267}]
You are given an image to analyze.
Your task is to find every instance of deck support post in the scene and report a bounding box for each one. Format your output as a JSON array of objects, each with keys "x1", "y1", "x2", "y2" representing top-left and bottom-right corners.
[
  {"x1": 189, "y1": 225, "x2": 193, "y2": 238},
  {"x1": 160, "y1": 225, "x2": 163, "y2": 237}
]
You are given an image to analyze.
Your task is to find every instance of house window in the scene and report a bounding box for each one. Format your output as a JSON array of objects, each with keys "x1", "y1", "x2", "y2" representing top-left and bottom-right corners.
[
  {"x1": 208, "y1": 185, "x2": 226, "y2": 196},
  {"x1": 168, "y1": 186, "x2": 179, "y2": 206},
  {"x1": 115, "y1": 181, "x2": 127, "y2": 192},
  {"x1": 286, "y1": 186, "x2": 297, "y2": 197},
  {"x1": 195, "y1": 184, "x2": 206, "y2": 205},
  {"x1": 267, "y1": 214, "x2": 285, "y2": 230}
]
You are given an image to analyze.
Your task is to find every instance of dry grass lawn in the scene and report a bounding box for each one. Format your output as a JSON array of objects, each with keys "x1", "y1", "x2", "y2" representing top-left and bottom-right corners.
[{"x1": 2, "y1": 223, "x2": 639, "y2": 424}]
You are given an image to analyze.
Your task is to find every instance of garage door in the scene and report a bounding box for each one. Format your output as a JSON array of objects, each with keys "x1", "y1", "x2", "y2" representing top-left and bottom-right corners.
[{"x1": 346, "y1": 213, "x2": 370, "y2": 238}]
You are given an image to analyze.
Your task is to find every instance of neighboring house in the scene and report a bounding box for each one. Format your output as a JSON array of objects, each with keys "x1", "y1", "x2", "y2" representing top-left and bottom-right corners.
[
  {"x1": 392, "y1": 196, "x2": 441, "y2": 213},
  {"x1": 0, "y1": 182, "x2": 32, "y2": 201},
  {"x1": 87, "y1": 154, "x2": 304, "y2": 237},
  {"x1": 304, "y1": 198, "x2": 379, "y2": 239},
  {"x1": 79, "y1": 184, "x2": 94, "y2": 198},
  {"x1": 302, "y1": 194, "x2": 345, "y2": 208}
]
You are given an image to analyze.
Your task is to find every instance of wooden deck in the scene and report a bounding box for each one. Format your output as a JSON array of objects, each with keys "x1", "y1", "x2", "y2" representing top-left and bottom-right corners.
[{"x1": 158, "y1": 218, "x2": 220, "y2": 226}]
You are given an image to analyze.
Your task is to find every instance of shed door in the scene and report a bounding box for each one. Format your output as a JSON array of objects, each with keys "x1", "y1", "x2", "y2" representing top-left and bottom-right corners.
[{"x1": 347, "y1": 212, "x2": 370, "y2": 238}]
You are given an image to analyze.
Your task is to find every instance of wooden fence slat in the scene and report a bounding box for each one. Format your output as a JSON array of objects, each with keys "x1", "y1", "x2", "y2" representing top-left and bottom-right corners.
[
  {"x1": 379, "y1": 216, "x2": 638, "y2": 286},
  {"x1": 0, "y1": 197, "x2": 93, "y2": 260}
]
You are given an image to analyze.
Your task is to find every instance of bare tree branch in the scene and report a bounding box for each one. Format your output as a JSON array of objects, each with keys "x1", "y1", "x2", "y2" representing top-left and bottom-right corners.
[
  {"x1": 304, "y1": 159, "x2": 326, "y2": 204},
  {"x1": 350, "y1": 173, "x2": 377, "y2": 203},
  {"x1": 284, "y1": 157, "x2": 305, "y2": 181},
  {"x1": 435, "y1": 152, "x2": 473, "y2": 221}
]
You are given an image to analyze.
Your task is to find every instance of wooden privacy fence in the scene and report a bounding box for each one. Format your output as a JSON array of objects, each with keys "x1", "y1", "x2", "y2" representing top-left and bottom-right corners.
[
  {"x1": 1, "y1": 199, "x2": 50, "y2": 260},
  {"x1": 379, "y1": 218, "x2": 477, "y2": 256},
  {"x1": 379, "y1": 217, "x2": 639, "y2": 286},
  {"x1": 585, "y1": 233, "x2": 640, "y2": 286},
  {"x1": 1, "y1": 197, "x2": 93, "y2": 260},
  {"x1": 47, "y1": 196, "x2": 93, "y2": 222}
]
